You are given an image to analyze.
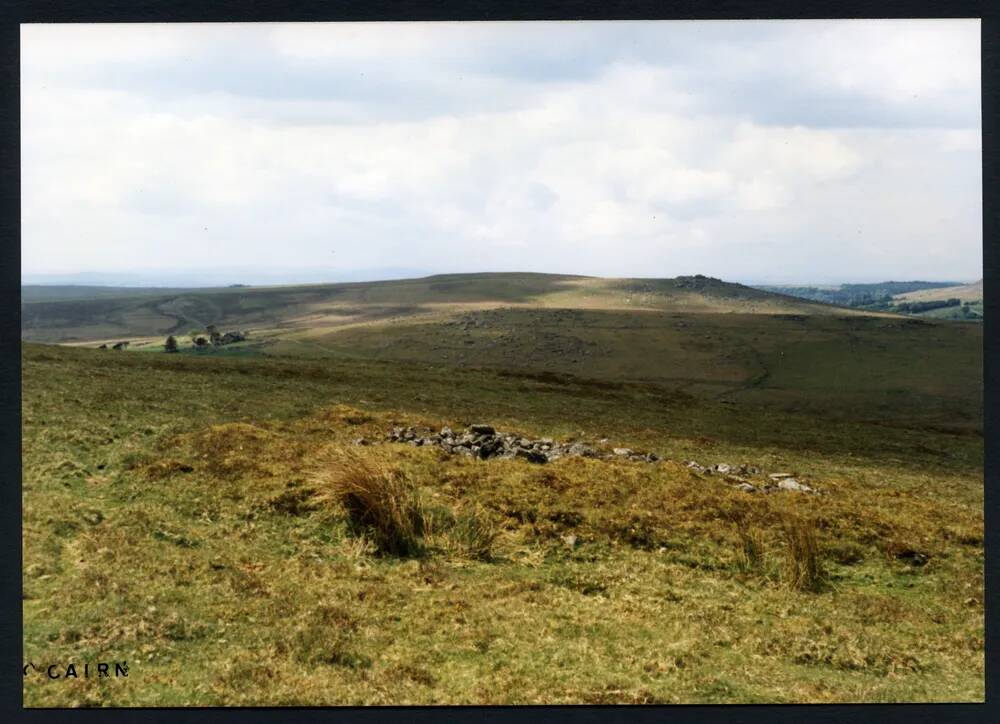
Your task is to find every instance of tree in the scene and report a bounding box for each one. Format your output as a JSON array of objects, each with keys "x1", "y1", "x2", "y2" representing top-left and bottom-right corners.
[
  {"x1": 193, "y1": 336, "x2": 209, "y2": 348},
  {"x1": 164, "y1": 335, "x2": 179, "y2": 353}
]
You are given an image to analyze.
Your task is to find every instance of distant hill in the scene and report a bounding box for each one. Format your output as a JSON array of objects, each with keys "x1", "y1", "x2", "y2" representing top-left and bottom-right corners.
[
  {"x1": 894, "y1": 279, "x2": 982, "y2": 304},
  {"x1": 754, "y1": 281, "x2": 961, "y2": 308},
  {"x1": 21, "y1": 272, "x2": 867, "y2": 344}
]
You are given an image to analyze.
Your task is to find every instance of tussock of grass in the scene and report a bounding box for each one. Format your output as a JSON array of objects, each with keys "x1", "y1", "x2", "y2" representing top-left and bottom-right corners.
[
  {"x1": 732, "y1": 517, "x2": 766, "y2": 575},
  {"x1": 315, "y1": 448, "x2": 426, "y2": 557},
  {"x1": 779, "y1": 513, "x2": 825, "y2": 592}
]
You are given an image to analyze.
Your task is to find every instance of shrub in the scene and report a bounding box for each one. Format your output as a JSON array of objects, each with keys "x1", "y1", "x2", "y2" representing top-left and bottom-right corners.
[
  {"x1": 779, "y1": 513, "x2": 825, "y2": 592},
  {"x1": 164, "y1": 335, "x2": 179, "y2": 353},
  {"x1": 316, "y1": 449, "x2": 425, "y2": 557}
]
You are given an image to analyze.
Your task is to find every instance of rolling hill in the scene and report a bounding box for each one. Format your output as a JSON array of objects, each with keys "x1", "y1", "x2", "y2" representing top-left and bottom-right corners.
[
  {"x1": 894, "y1": 279, "x2": 983, "y2": 304},
  {"x1": 21, "y1": 272, "x2": 870, "y2": 345}
]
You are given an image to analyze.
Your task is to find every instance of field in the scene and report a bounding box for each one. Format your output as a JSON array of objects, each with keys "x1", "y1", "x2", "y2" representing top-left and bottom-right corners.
[{"x1": 21, "y1": 273, "x2": 984, "y2": 705}]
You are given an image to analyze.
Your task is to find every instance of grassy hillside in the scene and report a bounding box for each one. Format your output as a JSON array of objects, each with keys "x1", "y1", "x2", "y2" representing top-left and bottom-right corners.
[
  {"x1": 894, "y1": 280, "x2": 982, "y2": 304},
  {"x1": 21, "y1": 271, "x2": 983, "y2": 705},
  {"x1": 287, "y1": 308, "x2": 981, "y2": 426},
  {"x1": 22, "y1": 336, "x2": 983, "y2": 706},
  {"x1": 22, "y1": 272, "x2": 864, "y2": 344},
  {"x1": 755, "y1": 281, "x2": 961, "y2": 308}
]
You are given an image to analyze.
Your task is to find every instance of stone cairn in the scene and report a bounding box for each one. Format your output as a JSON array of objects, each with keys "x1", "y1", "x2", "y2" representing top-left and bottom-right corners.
[
  {"x1": 357, "y1": 424, "x2": 819, "y2": 495},
  {"x1": 377, "y1": 424, "x2": 659, "y2": 464}
]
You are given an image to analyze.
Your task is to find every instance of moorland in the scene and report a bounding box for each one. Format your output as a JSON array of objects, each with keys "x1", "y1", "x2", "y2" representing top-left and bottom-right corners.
[{"x1": 21, "y1": 272, "x2": 984, "y2": 705}]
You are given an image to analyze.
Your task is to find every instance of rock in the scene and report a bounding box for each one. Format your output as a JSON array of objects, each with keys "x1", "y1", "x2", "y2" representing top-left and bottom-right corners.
[
  {"x1": 777, "y1": 478, "x2": 812, "y2": 493},
  {"x1": 769, "y1": 472, "x2": 793, "y2": 481},
  {"x1": 469, "y1": 424, "x2": 495, "y2": 435},
  {"x1": 479, "y1": 438, "x2": 503, "y2": 459},
  {"x1": 353, "y1": 438, "x2": 369, "y2": 446},
  {"x1": 567, "y1": 443, "x2": 599, "y2": 458},
  {"x1": 561, "y1": 534, "x2": 578, "y2": 549},
  {"x1": 613, "y1": 448, "x2": 633, "y2": 456},
  {"x1": 515, "y1": 448, "x2": 548, "y2": 464},
  {"x1": 713, "y1": 463, "x2": 731, "y2": 474},
  {"x1": 735, "y1": 483, "x2": 757, "y2": 493},
  {"x1": 440, "y1": 426, "x2": 453, "y2": 438}
]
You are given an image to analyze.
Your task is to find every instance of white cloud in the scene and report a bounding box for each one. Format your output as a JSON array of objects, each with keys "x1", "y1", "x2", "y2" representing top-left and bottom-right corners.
[{"x1": 20, "y1": 20, "x2": 982, "y2": 283}]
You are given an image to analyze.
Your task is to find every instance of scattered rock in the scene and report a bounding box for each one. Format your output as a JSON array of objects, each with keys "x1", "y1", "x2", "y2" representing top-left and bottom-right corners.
[
  {"x1": 561, "y1": 534, "x2": 578, "y2": 549},
  {"x1": 685, "y1": 460, "x2": 819, "y2": 495}
]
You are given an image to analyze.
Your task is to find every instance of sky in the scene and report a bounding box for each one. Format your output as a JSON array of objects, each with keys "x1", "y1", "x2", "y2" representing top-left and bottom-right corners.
[{"x1": 20, "y1": 20, "x2": 982, "y2": 286}]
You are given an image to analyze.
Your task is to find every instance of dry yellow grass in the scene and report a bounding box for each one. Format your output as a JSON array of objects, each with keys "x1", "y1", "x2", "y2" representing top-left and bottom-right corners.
[
  {"x1": 314, "y1": 447, "x2": 426, "y2": 557},
  {"x1": 21, "y1": 344, "x2": 983, "y2": 705}
]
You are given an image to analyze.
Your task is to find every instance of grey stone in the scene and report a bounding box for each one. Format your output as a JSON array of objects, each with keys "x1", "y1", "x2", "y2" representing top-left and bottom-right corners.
[{"x1": 777, "y1": 478, "x2": 812, "y2": 493}]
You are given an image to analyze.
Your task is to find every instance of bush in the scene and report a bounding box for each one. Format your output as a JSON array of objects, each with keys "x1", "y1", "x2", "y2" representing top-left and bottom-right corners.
[
  {"x1": 164, "y1": 335, "x2": 179, "y2": 353},
  {"x1": 316, "y1": 449, "x2": 425, "y2": 557}
]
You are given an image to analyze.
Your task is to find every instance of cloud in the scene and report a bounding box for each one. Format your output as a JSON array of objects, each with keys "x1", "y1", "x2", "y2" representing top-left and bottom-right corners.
[{"x1": 20, "y1": 20, "x2": 982, "y2": 283}]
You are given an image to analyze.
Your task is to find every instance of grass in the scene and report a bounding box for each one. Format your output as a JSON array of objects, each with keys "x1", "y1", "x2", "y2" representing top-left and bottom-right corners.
[
  {"x1": 20, "y1": 340, "x2": 983, "y2": 706},
  {"x1": 779, "y1": 513, "x2": 825, "y2": 593},
  {"x1": 316, "y1": 448, "x2": 426, "y2": 557}
]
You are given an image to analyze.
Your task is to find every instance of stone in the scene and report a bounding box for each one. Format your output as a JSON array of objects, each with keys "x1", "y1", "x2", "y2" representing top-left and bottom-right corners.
[
  {"x1": 769, "y1": 473, "x2": 793, "y2": 481},
  {"x1": 613, "y1": 448, "x2": 633, "y2": 456},
  {"x1": 714, "y1": 463, "x2": 731, "y2": 474},
  {"x1": 515, "y1": 448, "x2": 548, "y2": 464},
  {"x1": 777, "y1": 478, "x2": 812, "y2": 493},
  {"x1": 561, "y1": 534, "x2": 578, "y2": 549},
  {"x1": 567, "y1": 443, "x2": 599, "y2": 458},
  {"x1": 735, "y1": 483, "x2": 757, "y2": 493},
  {"x1": 469, "y1": 424, "x2": 495, "y2": 435},
  {"x1": 353, "y1": 438, "x2": 369, "y2": 446}
]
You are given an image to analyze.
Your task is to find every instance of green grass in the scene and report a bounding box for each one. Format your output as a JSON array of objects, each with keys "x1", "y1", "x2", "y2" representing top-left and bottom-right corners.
[{"x1": 22, "y1": 341, "x2": 983, "y2": 706}]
